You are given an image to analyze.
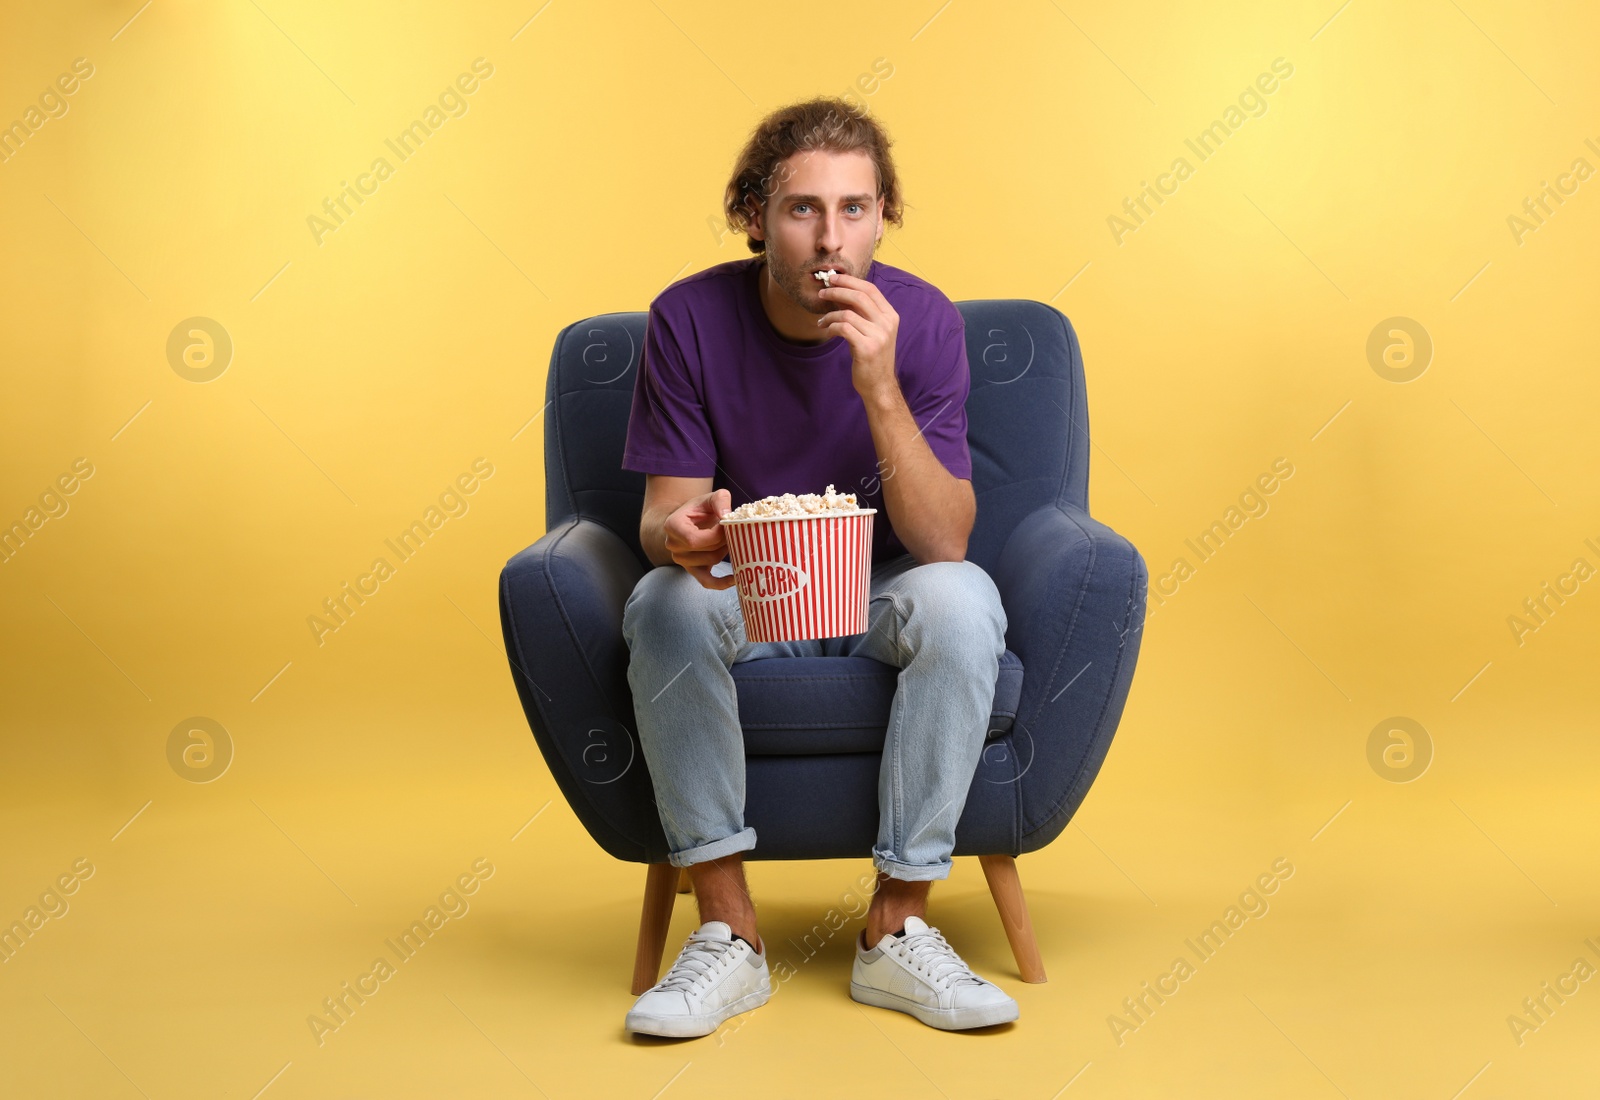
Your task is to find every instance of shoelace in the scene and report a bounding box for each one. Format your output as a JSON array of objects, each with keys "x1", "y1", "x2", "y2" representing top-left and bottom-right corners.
[
  {"x1": 891, "y1": 927, "x2": 984, "y2": 989},
  {"x1": 657, "y1": 935, "x2": 740, "y2": 993}
]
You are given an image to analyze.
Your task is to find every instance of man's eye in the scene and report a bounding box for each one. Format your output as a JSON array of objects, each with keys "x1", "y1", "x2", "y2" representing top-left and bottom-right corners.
[
  {"x1": 847, "y1": 204, "x2": 862, "y2": 214},
  {"x1": 793, "y1": 204, "x2": 810, "y2": 213}
]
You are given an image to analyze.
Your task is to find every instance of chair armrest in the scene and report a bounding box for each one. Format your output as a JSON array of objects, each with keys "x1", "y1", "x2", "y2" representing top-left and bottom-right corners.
[
  {"x1": 992, "y1": 504, "x2": 1149, "y2": 847},
  {"x1": 499, "y1": 518, "x2": 664, "y2": 863}
]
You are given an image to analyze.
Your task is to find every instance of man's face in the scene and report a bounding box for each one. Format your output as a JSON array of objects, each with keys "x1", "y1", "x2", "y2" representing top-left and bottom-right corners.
[{"x1": 749, "y1": 149, "x2": 884, "y2": 315}]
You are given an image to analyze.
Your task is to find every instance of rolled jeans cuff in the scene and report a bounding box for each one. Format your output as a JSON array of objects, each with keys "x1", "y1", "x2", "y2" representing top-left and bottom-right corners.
[
  {"x1": 872, "y1": 849, "x2": 953, "y2": 882},
  {"x1": 669, "y1": 826, "x2": 757, "y2": 868}
]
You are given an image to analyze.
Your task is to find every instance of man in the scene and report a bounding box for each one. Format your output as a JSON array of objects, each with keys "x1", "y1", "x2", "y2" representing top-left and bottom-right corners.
[{"x1": 619, "y1": 97, "x2": 1016, "y2": 1037}]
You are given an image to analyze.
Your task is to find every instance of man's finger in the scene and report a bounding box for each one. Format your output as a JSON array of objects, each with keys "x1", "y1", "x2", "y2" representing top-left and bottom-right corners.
[
  {"x1": 818, "y1": 284, "x2": 880, "y2": 323},
  {"x1": 671, "y1": 548, "x2": 729, "y2": 568},
  {"x1": 821, "y1": 316, "x2": 866, "y2": 344},
  {"x1": 825, "y1": 273, "x2": 888, "y2": 311},
  {"x1": 687, "y1": 564, "x2": 738, "y2": 591},
  {"x1": 667, "y1": 528, "x2": 722, "y2": 554},
  {"x1": 816, "y1": 310, "x2": 876, "y2": 333},
  {"x1": 668, "y1": 508, "x2": 728, "y2": 539},
  {"x1": 687, "y1": 493, "x2": 734, "y2": 529},
  {"x1": 669, "y1": 544, "x2": 726, "y2": 563}
]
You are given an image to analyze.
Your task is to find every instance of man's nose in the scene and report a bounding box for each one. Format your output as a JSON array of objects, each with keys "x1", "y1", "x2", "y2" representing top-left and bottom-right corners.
[{"x1": 817, "y1": 210, "x2": 843, "y2": 253}]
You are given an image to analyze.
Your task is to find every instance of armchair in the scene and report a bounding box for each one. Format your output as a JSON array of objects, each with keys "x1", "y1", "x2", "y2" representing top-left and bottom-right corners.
[{"x1": 499, "y1": 299, "x2": 1148, "y2": 994}]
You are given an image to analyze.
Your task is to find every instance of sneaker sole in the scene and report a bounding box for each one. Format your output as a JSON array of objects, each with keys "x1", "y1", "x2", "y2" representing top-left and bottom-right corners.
[
  {"x1": 625, "y1": 986, "x2": 772, "y2": 1038},
  {"x1": 850, "y1": 980, "x2": 1019, "y2": 1030}
]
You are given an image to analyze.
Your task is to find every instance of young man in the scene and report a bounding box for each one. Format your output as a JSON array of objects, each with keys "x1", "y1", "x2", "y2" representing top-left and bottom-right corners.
[{"x1": 619, "y1": 98, "x2": 1016, "y2": 1037}]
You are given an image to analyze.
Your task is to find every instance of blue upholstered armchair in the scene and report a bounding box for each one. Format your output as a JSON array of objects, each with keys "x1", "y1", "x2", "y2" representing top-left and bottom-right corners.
[{"x1": 499, "y1": 300, "x2": 1148, "y2": 994}]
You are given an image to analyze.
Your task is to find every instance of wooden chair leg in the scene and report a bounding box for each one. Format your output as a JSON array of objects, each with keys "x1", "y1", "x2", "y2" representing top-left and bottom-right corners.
[
  {"x1": 632, "y1": 862, "x2": 681, "y2": 995},
  {"x1": 677, "y1": 867, "x2": 692, "y2": 893},
  {"x1": 978, "y1": 854, "x2": 1047, "y2": 983}
]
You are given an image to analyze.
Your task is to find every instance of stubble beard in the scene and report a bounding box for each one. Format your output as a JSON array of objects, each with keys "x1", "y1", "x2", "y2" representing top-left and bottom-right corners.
[{"x1": 764, "y1": 244, "x2": 871, "y2": 316}]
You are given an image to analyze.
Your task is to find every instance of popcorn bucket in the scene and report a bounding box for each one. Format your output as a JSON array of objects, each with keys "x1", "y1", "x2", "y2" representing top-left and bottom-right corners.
[{"x1": 719, "y1": 510, "x2": 876, "y2": 643}]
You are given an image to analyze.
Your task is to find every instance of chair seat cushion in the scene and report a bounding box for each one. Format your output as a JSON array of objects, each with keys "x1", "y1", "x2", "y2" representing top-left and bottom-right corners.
[{"x1": 731, "y1": 650, "x2": 1023, "y2": 756}]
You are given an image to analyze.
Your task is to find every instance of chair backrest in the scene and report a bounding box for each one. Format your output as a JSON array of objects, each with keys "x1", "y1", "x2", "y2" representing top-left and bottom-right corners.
[{"x1": 543, "y1": 299, "x2": 1090, "y2": 574}]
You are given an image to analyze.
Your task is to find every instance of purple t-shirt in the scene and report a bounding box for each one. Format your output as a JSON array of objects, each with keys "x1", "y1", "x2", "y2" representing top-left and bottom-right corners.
[{"x1": 622, "y1": 256, "x2": 972, "y2": 564}]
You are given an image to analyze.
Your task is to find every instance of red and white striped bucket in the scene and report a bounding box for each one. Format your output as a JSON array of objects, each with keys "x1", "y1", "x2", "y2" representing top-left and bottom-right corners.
[{"x1": 719, "y1": 510, "x2": 876, "y2": 643}]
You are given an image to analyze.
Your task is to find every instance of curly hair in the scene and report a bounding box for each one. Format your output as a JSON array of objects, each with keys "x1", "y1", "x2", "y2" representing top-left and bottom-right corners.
[{"x1": 722, "y1": 96, "x2": 904, "y2": 255}]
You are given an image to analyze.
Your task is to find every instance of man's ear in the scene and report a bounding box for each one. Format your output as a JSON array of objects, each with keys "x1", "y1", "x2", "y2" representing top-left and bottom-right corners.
[
  {"x1": 874, "y1": 195, "x2": 884, "y2": 242},
  {"x1": 745, "y1": 199, "x2": 766, "y2": 243}
]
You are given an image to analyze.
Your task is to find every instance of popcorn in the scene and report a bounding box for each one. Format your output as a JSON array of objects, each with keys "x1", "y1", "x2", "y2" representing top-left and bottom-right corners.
[
  {"x1": 812, "y1": 269, "x2": 838, "y2": 288},
  {"x1": 723, "y1": 484, "x2": 862, "y2": 521}
]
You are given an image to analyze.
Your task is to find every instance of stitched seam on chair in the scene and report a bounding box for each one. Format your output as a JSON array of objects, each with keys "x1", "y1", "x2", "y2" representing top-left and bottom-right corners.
[
  {"x1": 1024, "y1": 505, "x2": 1097, "y2": 732},
  {"x1": 568, "y1": 501, "x2": 637, "y2": 556},
  {"x1": 524, "y1": 521, "x2": 633, "y2": 842},
  {"x1": 548, "y1": 323, "x2": 577, "y2": 526},
  {"x1": 1035, "y1": 305, "x2": 1086, "y2": 513},
  {"x1": 503, "y1": 533, "x2": 619, "y2": 851},
  {"x1": 1022, "y1": 516, "x2": 1139, "y2": 845},
  {"x1": 1016, "y1": 506, "x2": 1096, "y2": 837},
  {"x1": 1025, "y1": 506, "x2": 1099, "y2": 830},
  {"x1": 539, "y1": 523, "x2": 602, "y2": 691},
  {"x1": 1069, "y1": 556, "x2": 1140, "y2": 789},
  {"x1": 501, "y1": 572, "x2": 548, "y2": 733},
  {"x1": 1023, "y1": 568, "x2": 1135, "y2": 846},
  {"x1": 502, "y1": 565, "x2": 637, "y2": 858},
  {"x1": 1057, "y1": 307, "x2": 1083, "y2": 511}
]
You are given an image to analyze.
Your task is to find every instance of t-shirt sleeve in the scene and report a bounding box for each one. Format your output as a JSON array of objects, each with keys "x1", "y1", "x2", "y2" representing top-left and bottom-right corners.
[
  {"x1": 904, "y1": 317, "x2": 973, "y2": 480},
  {"x1": 621, "y1": 304, "x2": 718, "y2": 476}
]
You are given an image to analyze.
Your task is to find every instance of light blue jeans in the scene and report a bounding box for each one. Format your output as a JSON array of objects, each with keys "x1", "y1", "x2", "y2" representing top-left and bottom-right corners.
[{"x1": 620, "y1": 552, "x2": 1007, "y2": 882}]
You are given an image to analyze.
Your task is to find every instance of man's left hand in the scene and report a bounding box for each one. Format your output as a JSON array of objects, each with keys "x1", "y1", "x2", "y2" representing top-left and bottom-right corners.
[{"x1": 817, "y1": 272, "x2": 899, "y2": 400}]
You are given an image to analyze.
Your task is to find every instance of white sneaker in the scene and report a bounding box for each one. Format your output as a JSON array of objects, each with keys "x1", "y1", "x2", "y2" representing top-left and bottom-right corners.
[
  {"x1": 625, "y1": 921, "x2": 772, "y2": 1038},
  {"x1": 851, "y1": 915, "x2": 1019, "y2": 1030}
]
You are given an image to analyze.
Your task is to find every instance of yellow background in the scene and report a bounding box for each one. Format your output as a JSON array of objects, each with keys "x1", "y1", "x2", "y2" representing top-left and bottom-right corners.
[{"x1": 2, "y1": 0, "x2": 1597, "y2": 1096}]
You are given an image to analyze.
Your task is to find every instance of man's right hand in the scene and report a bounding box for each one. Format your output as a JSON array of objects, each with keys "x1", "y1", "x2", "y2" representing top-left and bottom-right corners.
[{"x1": 663, "y1": 488, "x2": 737, "y2": 590}]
